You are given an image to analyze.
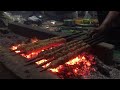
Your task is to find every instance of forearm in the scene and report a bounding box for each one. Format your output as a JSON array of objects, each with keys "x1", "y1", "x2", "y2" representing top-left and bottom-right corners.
[{"x1": 100, "y1": 11, "x2": 120, "y2": 30}]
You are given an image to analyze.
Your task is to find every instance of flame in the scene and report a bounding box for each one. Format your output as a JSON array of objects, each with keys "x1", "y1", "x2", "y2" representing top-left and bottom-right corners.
[
  {"x1": 49, "y1": 68, "x2": 59, "y2": 73},
  {"x1": 10, "y1": 44, "x2": 24, "y2": 51},
  {"x1": 31, "y1": 37, "x2": 39, "y2": 43},
  {"x1": 10, "y1": 37, "x2": 63, "y2": 60},
  {"x1": 35, "y1": 59, "x2": 63, "y2": 73},
  {"x1": 11, "y1": 46, "x2": 18, "y2": 50},
  {"x1": 18, "y1": 43, "x2": 62, "y2": 59},
  {"x1": 35, "y1": 59, "x2": 60, "y2": 73},
  {"x1": 15, "y1": 50, "x2": 21, "y2": 53},
  {"x1": 73, "y1": 68, "x2": 79, "y2": 74},
  {"x1": 35, "y1": 59, "x2": 51, "y2": 68}
]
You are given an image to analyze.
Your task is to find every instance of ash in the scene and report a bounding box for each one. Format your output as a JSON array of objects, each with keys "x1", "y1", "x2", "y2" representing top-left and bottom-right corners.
[{"x1": 86, "y1": 63, "x2": 120, "y2": 79}]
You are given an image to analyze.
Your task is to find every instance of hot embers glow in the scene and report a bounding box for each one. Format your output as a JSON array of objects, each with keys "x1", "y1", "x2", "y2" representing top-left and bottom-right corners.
[
  {"x1": 10, "y1": 38, "x2": 38, "y2": 51},
  {"x1": 10, "y1": 37, "x2": 40, "y2": 59},
  {"x1": 10, "y1": 37, "x2": 96, "y2": 79},
  {"x1": 10, "y1": 44, "x2": 24, "y2": 51},
  {"x1": 31, "y1": 37, "x2": 39, "y2": 43},
  {"x1": 35, "y1": 52, "x2": 96, "y2": 79},
  {"x1": 10, "y1": 37, "x2": 63, "y2": 60}
]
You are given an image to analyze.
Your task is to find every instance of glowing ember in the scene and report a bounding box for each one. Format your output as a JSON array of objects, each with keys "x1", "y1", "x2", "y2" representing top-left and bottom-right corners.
[
  {"x1": 35, "y1": 59, "x2": 51, "y2": 68},
  {"x1": 73, "y1": 68, "x2": 79, "y2": 74},
  {"x1": 31, "y1": 37, "x2": 39, "y2": 43},
  {"x1": 10, "y1": 43, "x2": 62, "y2": 59},
  {"x1": 15, "y1": 50, "x2": 21, "y2": 53},
  {"x1": 10, "y1": 37, "x2": 63, "y2": 60},
  {"x1": 18, "y1": 43, "x2": 62, "y2": 59},
  {"x1": 49, "y1": 68, "x2": 59, "y2": 73},
  {"x1": 35, "y1": 52, "x2": 96, "y2": 79},
  {"x1": 20, "y1": 51, "x2": 39, "y2": 59},
  {"x1": 65, "y1": 56, "x2": 81, "y2": 65},
  {"x1": 36, "y1": 59, "x2": 60, "y2": 73},
  {"x1": 86, "y1": 62, "x2": 91, "y2": 67},
  {"x1": 11, "y1": 46, "x2": 18, "y2": 50},
  {"x1": 10, "y1": 44, "x2": 24, "y2": 50}
]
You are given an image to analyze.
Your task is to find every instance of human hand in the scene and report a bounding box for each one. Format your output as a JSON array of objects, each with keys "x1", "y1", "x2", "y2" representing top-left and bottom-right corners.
[{"x1": 88, "y1": 26, "x2": 105, "y2": 38}]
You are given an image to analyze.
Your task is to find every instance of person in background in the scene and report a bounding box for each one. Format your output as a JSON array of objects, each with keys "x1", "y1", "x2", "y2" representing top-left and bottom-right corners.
[{"x1": 89, "y1": 11, "x2": 120, "y2": 46}]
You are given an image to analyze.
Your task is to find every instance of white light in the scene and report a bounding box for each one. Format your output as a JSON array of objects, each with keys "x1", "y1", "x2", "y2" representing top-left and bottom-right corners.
[
  {"x1": 39, "y1": 15, "x2": 42, "y2": 18},
  {"x1": 51, "y1": 21, "x2": 56, "y2": 25},
  {"x1": 46, "y1": 26, "x2": 49, "y2": 28}
]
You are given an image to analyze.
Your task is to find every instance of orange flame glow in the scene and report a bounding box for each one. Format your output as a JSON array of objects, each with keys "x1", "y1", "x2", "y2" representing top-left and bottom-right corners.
[
  {"x1": 10, "y1": 44, "x2": 24, "y2": 51},
  {"x1": 10, "y1": 37, "x2": 63, "y2": 60},
  {"x1": 35, "y1": 52, "x2": 96, "y2": 78},
  {"x1": 31, "y1": 37, "x2": 39, "y2": 43}
]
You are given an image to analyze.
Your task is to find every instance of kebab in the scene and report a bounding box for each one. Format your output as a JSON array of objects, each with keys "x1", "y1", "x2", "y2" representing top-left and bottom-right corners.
[
  {"x1": 13, "y1": 32, "x2": 86, "y2": 55},
  {"x1": 26, "y1": 33, "x2": 87, "y2": 61},
  {"x1": 39, "y1": 36, "x2": 104, "y2": 72},
  {"x1": 36, "y1": 41, "x2": 86, "y2": 68},
  {"x1": 26, "y1": 35, "x2": 87, "y2": 61},
  {"x1": 25, "y1": 39, "x2": 86, "y2": 66},
  {"x1": 25, "y1": 36, "x2": 94, "y2": 66},
  {"x1": 13, "y1": 38, "x2": 66, "y2": 55},
  {"x1": 11, "y1": 32, "x2": 84, "y2": 52},
  {"x1": 11, "y1": 36, "x2": 62, "y2": 51},
  {"x1": 33, "y1": 36, "x2": 93, "y2": 67},
  {"x1": 39, "y1": 44, "x2": 90, "y2": 72}
]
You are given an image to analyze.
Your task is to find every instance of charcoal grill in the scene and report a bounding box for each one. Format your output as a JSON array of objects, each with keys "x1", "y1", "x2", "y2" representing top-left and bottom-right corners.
[{"x1": 0, "y1": 22, "x2": 120, "y2": 79}]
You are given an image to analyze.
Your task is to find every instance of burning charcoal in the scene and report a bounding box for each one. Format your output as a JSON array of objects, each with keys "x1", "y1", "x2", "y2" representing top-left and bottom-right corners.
[
  {"x1": 50, "y1": 52, "x2": 95, "y2": 79},
  {"x1": 4, "y1": 29, "x2": 105, "y2": 79},
  {"x1": 12, "y1": 37, "x2": 65, "y2": 55},
  {"x1": 26, "y1": 39, "x2": 83, "y2": 64},
  {"x1": 11, "y1": 32, "x2": 86, "y2": 54},
  {"x1": 36, "y1": 42, "x2": 86, "y2": 68},
  {"x1": 11, "y1": 36, "x2": 59, "y2": 51},
  {"x1": 39, "y1": 44, "x2": 91, "y2": 72}
]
